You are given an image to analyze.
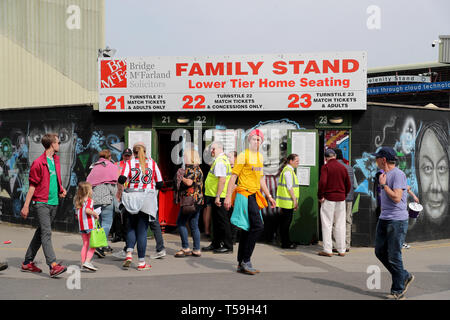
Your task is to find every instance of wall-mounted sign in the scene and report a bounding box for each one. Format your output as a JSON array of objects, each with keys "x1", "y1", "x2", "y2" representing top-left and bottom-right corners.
[
  {"x1": 367, "y1": 81, "x2": 450, "y2": 95},
  {"x1": 315, "y1": 113, "x2": 351, "y2": 128},
  {"x1": 99, "y1": 52, "x2": 367, "y2": 112},
  {"x1": 368, "y1": 75, "x2": 431, "y2": 84},
  {"x1": 291, "y1": 131, "x2": 316, "y2": 166},
  {"x1": 297, "y1": 167, "x2": 311, "y2": 186},
  {"x1": 126, "y1": 129, "x2": 152, "y2": 158}
]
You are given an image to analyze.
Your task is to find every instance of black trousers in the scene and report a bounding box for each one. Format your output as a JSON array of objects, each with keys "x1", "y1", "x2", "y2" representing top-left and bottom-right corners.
[
  {"x1": 237, "y1": 194, "x2": 264, "y2": 264},
  {"x1": 211, "y1": 198, "x2": 234, "y2": 250},
  {"x1": 279, "y1": 208, "x2": 294, "y2": 247},
  {"x1": 211, "y1": 199, "x2": 233, "y2": 250},
  {"x1": 111, "y1": 208, "x2": 128, "y2": 241}
]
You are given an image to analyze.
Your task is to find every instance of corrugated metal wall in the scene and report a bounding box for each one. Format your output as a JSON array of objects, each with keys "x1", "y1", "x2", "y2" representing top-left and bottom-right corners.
[
  {"x1": 439, "y1": 35, "x2": 450, "y2": 64},
  {"x1": 0, "y1": 0, "x2": 104, "y2": 109}
]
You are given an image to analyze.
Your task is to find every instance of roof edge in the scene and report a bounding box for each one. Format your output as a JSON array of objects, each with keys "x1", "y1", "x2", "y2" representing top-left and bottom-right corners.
[
  {"x1": 368, "y1": 61, "x2": 449, "y2": 74},
  {"x1": 367, "y1": 101, "x2": 450, "y2": 111}
]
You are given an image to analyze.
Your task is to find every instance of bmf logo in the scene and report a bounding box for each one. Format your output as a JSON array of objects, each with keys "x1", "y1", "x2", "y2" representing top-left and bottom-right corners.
[{"x1": 101, "y1": 60, "x2": 127, "y2": 88}]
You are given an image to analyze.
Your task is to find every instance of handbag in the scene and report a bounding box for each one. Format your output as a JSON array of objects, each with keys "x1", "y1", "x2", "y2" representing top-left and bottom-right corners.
[
  {"x1": 89, "y1": 220, "x2": 108, "y2": 248},
  {"x1": 180, "y1": 195, "x2": 197, "y2": 214}
]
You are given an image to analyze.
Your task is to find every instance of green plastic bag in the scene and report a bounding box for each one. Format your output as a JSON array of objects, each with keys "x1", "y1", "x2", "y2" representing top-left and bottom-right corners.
[{"x1": 89, "y1": 220, "x2": 108, "y2": 248}]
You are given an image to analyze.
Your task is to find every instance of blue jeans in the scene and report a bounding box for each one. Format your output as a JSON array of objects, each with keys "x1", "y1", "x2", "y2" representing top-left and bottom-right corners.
[
  {"x1": 375, "y1": 219, "x2": 410, "y2": 294},
  {"x1": 126, "y1": 212, "x2": 149, "y2": 259},
  {"x1": 149, "y1": 213, "x2": 165, "y2": 252},
  {"x1": 96, "y1": 203, "x2": 114, "y2": 243},
  {"x1": 177, "y1": 207, "x2": 201, "y2": 251}
]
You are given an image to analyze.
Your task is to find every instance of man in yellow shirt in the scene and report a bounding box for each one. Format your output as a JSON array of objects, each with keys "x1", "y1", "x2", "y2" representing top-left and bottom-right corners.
[{"x1": 224, "y1": 129, "x2": 276, "y2": 275}]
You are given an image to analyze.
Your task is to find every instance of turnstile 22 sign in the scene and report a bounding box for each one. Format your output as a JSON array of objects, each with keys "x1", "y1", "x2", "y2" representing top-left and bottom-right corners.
[{"x1": 99, "y1": 52, "x2": 367, "y2": 112}]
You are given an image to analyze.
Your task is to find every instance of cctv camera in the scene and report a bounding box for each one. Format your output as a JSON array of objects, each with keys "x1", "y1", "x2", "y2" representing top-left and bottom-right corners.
[{"x1": 431, "y1": 40, "x2": 441, "y2": 47}]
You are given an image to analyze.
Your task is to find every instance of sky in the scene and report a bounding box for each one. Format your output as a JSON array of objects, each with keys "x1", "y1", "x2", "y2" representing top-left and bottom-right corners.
[{"x1": 105, "y1": 0, "x2": 450, "y2": 69}]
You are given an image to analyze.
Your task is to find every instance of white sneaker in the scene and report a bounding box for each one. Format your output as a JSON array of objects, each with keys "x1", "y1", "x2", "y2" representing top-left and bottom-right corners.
[
  {"x1": 402, "y1": 243, "x2": 411, "y2": 249},
  {"x1": 82, "y1": 262, "x2": 98, "y2": 271},
  {"x1": 150, "y1": 249, "x2": 166, "y2": 259},
  {"x1": 112, "y1": 250, "x2": 127, "y2": 259}
]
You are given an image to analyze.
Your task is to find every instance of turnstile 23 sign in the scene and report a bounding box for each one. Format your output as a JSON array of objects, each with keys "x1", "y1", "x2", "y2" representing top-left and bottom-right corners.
[{"x1": 98, "y1": 52, "x2": 367, "y2": 112}]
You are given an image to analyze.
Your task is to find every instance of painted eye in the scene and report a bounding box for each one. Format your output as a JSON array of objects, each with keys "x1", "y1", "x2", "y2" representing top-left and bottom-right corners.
[
  {"x1": 32, "y1": 133, "x2": 42, "y2": 144},
  {"x1": 421, "y1": 164, "x2": 433, "y2": 175},
  {"x1": 437, "y1": 164, "x2": 448, "y2": 175},
  {"x1": 59, "y1": 130, "x2": 70, "y2": 144}
]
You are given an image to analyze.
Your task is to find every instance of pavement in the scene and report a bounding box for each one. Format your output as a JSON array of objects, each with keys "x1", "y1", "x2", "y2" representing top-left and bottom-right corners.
[{"x1": 0, "y1": 222, "x2": 449, "y2": 301}]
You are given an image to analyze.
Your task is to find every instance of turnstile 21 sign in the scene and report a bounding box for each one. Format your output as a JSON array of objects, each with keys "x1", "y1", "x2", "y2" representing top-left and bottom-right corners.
[{"x1": 98, "y1": 52, "x2": 367, "y2": 112}]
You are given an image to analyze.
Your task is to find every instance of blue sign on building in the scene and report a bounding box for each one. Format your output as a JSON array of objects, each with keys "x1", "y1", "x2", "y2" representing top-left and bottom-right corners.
[{"x1": 367, "y1": 81, "x2": 450, "y2": 95}]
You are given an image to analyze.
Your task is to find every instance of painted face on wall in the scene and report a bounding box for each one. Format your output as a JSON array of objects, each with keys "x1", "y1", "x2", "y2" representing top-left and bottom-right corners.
[
  {"x1": 418, "y1": 128, "x2": 449, "y2": 222},
  {"x1": 27, "y1": 123, "x2": 77, "y2": 190},
  {"x1": 250, "y1": 121, "x2": 299, "y2": 176}
]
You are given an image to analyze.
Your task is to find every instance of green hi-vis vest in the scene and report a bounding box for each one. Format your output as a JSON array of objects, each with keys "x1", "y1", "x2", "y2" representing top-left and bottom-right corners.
[
  {"x1": 276, "y1": 165, "x2": 300, "y2": 209},
  {"x1": 205, "y1": 154, "x2": 232, "y2": 198}
]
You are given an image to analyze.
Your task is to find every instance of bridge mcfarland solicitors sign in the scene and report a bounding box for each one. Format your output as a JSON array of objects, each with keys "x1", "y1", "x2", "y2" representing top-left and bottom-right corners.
[{"x1": 98, "y1": 52, "x2": 367, "y2": 112}]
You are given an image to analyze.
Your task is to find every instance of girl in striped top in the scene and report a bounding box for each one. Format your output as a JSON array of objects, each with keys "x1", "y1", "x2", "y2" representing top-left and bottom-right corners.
[{"x1": 74, "y1": 181, "x2": 99, "y2": 271}]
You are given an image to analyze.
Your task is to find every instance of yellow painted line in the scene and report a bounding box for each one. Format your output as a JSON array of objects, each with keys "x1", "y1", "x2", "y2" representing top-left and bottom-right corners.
[{"x1": 281, "y1": 251, "x2": 302, "y2": 255}]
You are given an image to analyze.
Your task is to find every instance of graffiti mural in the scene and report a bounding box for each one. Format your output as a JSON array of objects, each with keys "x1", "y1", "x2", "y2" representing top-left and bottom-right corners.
[
  {"x1": 205, "y1": 119, "x2": 305, "y2": 243},
  {"x1": 0, "y1": 119, "x2": 125, "y2": 231},
  {"x1": 324, "y1": 129, "x2": 350, "y2": 163},
  {"x1": 353, "y1": 113, "x2": 450, "y2": 241},
  {"x1": 245, "y1": 119, "x2": 303, "y2": 213},
  {"x1": 244, "y1": 119, "x2": 304, "y2": 242}
]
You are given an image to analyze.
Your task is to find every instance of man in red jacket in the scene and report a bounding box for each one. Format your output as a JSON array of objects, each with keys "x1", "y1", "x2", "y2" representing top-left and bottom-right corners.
[
  {"x1": 318, "y1": 149, "x2": 351, "y2": 257},
  {"x1": 20, "y1": 133, "x2": 67, "y2": 278}
]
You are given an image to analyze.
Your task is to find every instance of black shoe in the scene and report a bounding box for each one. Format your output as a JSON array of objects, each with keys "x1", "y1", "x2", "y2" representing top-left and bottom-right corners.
[
  {"x1": 213, "y1": 247, "x2": 233, "y2": 254},
  {"x1": 202, "y1": 244, "x2": 217, "y2": 251},
  {"x1": 95, "y1": 248, "x2": 105, "y2": 258},
  {"x1": 0, "y1": 262, "x2": 8, "y2": 271},
  {"x1": 103, "y1": 246, "x2": 113, "y2": 254},
  {"x1": 332, "y1": 248, "x2": 349, "y2": 253}
]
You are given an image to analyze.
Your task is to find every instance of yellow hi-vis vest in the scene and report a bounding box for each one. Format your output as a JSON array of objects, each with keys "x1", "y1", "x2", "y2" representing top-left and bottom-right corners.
[
  {"x1": 276, "y1": 165, "x2": 300, "y2": 209},
  {"x1": 205, "y1": 154, "x2": 232, "y2": 198}
]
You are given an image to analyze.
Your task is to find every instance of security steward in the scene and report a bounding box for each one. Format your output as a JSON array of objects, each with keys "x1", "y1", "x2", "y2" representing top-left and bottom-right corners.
[
  {"x1": 202, "y1": 142, "x2": 233, "y2": 253},
  {"x1": 276, "y1": 154, "x2": 300, "y2": 249}
]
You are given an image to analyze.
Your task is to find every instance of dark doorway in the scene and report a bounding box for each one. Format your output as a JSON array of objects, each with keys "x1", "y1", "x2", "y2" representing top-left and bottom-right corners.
[{"x1": 156, "y1": 129, "x2": 211, "y2": 234}]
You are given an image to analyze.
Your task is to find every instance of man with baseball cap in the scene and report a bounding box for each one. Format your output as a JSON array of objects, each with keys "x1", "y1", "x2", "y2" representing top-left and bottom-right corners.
[{"x1": 371, "y1": 146, "x2": 414, "y2": 300}]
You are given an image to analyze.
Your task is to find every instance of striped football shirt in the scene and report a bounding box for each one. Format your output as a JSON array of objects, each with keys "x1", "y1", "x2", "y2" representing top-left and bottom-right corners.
[
  {"x1": 76, "y1": 198, "x2": 95, "y2": 232},
  {"x1": 120, "y1": 158, "x2": 162, "y2": 191}
]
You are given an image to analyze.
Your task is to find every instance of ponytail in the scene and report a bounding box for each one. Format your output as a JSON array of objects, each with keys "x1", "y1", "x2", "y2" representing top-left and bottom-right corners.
[
  {"x1": 277, "y1": 154, "x2": 299, "y2": 176},
  {"x1": 133, "y1": 144, "x2": 147, "y2": 170}
]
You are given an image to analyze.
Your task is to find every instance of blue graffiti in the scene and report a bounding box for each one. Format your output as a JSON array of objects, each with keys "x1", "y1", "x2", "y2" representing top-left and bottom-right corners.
[{"x1": 354, "y1": 118, "x2": 421, "y2": 199}]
